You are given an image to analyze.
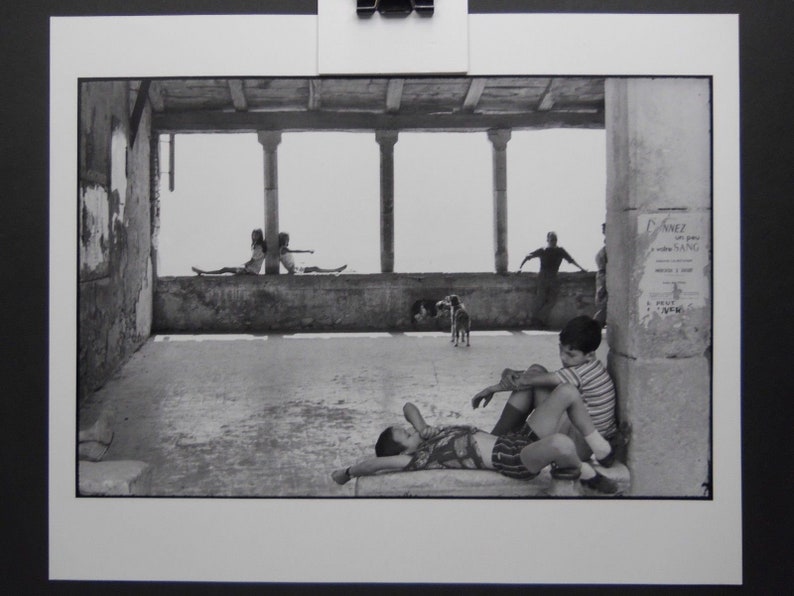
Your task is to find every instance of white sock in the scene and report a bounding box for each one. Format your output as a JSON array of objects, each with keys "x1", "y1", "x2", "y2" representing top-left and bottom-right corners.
[
  {"x1": 584, "y1": 431, "x2": 611, "y2": 460},
  {"x1": 579, "y1": 462, "x2": 596, "y2": 480}
]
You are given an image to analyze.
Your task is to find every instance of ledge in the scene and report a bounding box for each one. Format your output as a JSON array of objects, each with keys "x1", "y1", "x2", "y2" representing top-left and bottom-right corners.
[
  {"x1": 78, "y1": 460, "x2": 153, "y2": 496},
  {"x1": 154, "y1": 272, "x2": 596, "y2": 333},
  {"x1": 355, "y1": 462, "x2": 629, "y2": 497}
]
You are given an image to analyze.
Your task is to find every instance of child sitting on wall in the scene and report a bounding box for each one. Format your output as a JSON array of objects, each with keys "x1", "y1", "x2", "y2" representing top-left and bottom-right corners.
[{"x1": 278, "y1": 232, "x2": 347, "y2": 275}]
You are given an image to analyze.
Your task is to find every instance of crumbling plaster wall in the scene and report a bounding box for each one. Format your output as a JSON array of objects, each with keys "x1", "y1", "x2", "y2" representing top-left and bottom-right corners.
[{"x1": 78, "y1": 81, "x2": 153, "y2": 400}]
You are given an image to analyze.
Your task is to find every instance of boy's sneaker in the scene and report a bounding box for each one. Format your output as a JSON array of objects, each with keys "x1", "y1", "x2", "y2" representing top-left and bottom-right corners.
[
  {"x1": 596, "y1": 449, "x2": 615, "y2": 468},
  {"x1": 596, "y1": 433, "x2": 626, "y2": 468},
  {"x1": 580, "y1": 471, "x2": 621, "y2": 495}
]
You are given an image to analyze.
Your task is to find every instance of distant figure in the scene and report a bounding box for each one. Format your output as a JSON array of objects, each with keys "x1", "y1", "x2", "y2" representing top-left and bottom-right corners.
[
  {"x1": 192, "y1": 228, "x2": 267, "y2": 276},
  {"x1": 518, "y1": 231, "x2": 587, "y2": 329},
  {"x1": 593, "y1": 223, "x2": 607, "y2": 327},
  {"x1": 278, "y1": 232, "x2": 347, "y2": 275}
]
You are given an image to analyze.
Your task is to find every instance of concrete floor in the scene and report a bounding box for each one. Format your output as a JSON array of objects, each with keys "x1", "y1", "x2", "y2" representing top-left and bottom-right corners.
[{"x1": 78, "y1": 329, "x2": 608, "y2": 497}]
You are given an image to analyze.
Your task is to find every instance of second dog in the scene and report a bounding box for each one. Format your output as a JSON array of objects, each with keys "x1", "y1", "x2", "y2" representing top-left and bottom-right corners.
[{"x1": 437, "y1": 295, "x2": 471, "y2": 347}]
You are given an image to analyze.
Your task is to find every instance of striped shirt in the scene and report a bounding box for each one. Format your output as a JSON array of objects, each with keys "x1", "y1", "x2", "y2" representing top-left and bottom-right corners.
[{"x1": 554, "y1": 359, "x2": 617, "y2": 438}]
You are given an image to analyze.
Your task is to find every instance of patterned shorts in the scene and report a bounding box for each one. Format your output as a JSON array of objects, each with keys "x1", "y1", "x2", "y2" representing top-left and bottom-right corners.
[{"x1": 491, "y1": 424, "x2": 541, "y2": 480}]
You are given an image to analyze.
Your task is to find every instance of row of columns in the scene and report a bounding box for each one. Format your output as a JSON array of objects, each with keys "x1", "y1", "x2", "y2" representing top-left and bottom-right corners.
[{"x1": 256, "y1": 127, "x2": 513, "y2": 274}]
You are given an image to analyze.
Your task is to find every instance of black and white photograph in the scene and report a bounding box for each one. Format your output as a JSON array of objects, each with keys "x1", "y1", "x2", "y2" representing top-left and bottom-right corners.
[
  {"x1": 75, "y1": 74, "x2": 711, "y2": 502},
  {"x1": 43, "y1": 5, "x2": 745, "y2": 586}
]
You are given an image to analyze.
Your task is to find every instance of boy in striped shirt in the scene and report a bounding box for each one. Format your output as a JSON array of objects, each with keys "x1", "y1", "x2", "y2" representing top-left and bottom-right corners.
[{"x1": 472, "y1": 315, "x2": 618, "y2": 469}]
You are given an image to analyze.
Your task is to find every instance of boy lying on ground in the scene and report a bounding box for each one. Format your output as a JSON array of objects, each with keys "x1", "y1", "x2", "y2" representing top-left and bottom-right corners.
[{"x1": 331, "y1": 400, "x2": 619, "y2": 494}]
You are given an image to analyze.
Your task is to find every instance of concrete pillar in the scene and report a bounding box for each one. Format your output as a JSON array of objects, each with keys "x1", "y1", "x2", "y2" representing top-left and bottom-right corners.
[
  {"x1": 605, "y1": 78, "x2": 712, "y2": 496},
  {"x1": 487, "y1": 129, "x2": 511, "y2": 273},
  {"x1": 257, "y1": 131, "x2": 282, "y2": 274},
  {"x1": 168, "y1": 133, "x2": 175, "y2": 192},
  {"x1": 376, "y1": 130, "x2": 398, "y2": 273}
]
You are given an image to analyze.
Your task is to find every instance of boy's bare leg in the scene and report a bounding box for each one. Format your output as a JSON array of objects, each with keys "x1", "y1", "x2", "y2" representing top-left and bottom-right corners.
[
  {"x1": 490, "y1": 389, "x2": 533, "y2": 436},
  {"x1": 527, "y1": 384, "x2": 611, "y2": 461},
  {"x1": 519, "y1": 434, "x2": 580, "y2": 474},
  {"x1": 557, "y1": 417, "x2": 594, "y2": 461},
  {"x1": 552, "y1": 415, "x2": 594, "y2": 460},
  {"x1": 489, "y1": 364, "x2": 549, "y2": 436},
  {"x1": 527, "y1": 384, "x2": 598, "y2": 436}
]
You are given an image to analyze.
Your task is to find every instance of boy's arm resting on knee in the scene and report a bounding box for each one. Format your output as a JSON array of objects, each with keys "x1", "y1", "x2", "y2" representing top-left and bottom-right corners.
[
  {"x1": 332, "y1": 455, "x2": 412, "y2": 484},
  {"x1": 501, "y1": 368, "x2": 523, "y2": 379},
  {"x1": 471, "y1": 384, "x2": 503, "y2": 409},
  {"x1": 512, "y1": 371, "x2": 561, "y2": 391}
]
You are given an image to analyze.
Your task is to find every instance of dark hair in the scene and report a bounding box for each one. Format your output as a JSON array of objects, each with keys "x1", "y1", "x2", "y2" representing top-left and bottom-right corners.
[
  {"x1": 251, "y1": 228, "x2": 266, "y2": 252},
  {"x1": 375, "y1": 427, "x2": 404, "y2": 457},
  {"x1": 278, "y1": 232, "x2": 290, "y2": 248},
  {"x1": 559, "y1": 315, "x2": 602, "y2": 353}
]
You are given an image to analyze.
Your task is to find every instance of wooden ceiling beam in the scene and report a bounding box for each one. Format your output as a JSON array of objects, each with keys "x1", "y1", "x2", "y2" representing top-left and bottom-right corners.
[
  {"x1": 461, "y1": 78, "x2": 486, "y2": 112},
  {"x1": 228, "y1": 80, "x2": 248, "y2": 111},
  {"x1": 147, "y1": 81, "x2": 165, "y2": 112},
  {"x1": 309, "y1": 79, "x2": 322, "y2": 110},
  {"x1": 386, "y1": 79, "x2": 404, "y2": 113},
  {"x1": 153, "y1": 109, "x2": 604, "y2": 133},
  {"x1": 537, "y1": 79, "x2": 556, "y2": 111}
]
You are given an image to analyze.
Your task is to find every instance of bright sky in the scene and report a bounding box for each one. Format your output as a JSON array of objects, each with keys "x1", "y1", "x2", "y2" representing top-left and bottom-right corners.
[{"x1": 156, "y1": 129, "x2": 606, "y2": 276}]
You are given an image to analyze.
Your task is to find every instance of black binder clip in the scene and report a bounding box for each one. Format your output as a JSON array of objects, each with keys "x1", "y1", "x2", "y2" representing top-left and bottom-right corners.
[{"x1": 357, "y1": 1, "x2": 434, "y2": 17}]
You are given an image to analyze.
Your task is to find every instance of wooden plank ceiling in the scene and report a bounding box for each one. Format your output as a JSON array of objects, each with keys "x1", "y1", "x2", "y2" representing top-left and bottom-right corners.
[{"x1": 147, "y1": 77, "x2": 605, "y2": 134}]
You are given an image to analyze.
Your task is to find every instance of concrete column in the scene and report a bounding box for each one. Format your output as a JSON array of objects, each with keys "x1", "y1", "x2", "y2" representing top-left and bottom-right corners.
[
  {"x1": 376, "y1": 130, "x2": 398, "y2": 273},
  {"x1": 487, "y1": 129, "x2": 511, "y2": 273},
  {"x1": 605, "y1": 78, "x2": 712, "y2": 496},
  {"x1": 257, "y1": 131, "x2": 282, "y2": 274}
]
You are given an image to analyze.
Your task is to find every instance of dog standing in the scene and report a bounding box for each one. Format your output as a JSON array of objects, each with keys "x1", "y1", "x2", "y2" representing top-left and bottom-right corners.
[
  {"x1": 453, "y1": 306, "x2": 471, "y2": 347},
  {"x1": 437, "y1": 295, "x2": 471, "y2": 347}
]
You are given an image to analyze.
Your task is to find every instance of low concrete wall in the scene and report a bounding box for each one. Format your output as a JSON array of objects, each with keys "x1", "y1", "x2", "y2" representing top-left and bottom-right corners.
[{"x1": 154, "y1": 272, "x2": 597, "y2": 333}]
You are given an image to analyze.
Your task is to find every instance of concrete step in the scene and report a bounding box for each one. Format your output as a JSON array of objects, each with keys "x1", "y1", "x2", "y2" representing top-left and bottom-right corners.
[
  {"x1": 78, "y1": 460, "x2": 153, "y2": 496},
  {"x1": 355, "y1": 462, "x2": 629, "y2": 497}
]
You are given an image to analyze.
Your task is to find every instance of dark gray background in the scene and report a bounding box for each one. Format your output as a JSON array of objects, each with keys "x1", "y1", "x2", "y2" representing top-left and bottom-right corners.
[{"x1": 2, "y1": 1, "x2": 789, "y2": 593}]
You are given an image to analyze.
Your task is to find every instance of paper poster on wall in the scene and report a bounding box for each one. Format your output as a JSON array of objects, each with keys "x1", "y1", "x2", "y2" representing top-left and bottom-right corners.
[{"x1": 638, "y1": 212, "x2": 710, "y2": 322}]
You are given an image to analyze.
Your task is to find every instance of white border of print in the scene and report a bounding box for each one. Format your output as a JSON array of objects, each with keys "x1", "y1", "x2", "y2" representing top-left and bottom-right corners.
[{"x1": 49, "y1": 12, "x2": 741, "y2": 584}]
